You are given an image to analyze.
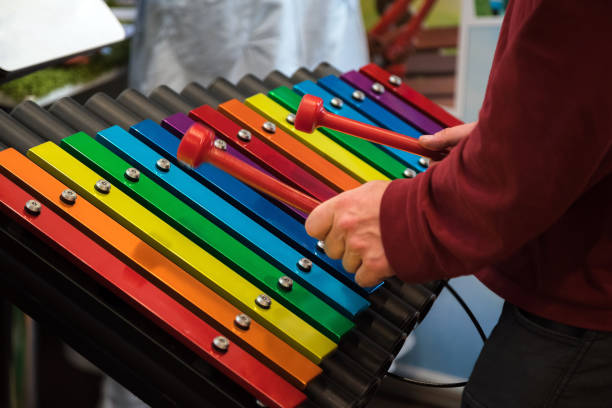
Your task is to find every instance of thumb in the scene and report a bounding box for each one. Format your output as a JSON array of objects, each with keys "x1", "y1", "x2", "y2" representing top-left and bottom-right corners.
[{"x1": 419, "y1": 122, "x2": 477, "y2": 150}]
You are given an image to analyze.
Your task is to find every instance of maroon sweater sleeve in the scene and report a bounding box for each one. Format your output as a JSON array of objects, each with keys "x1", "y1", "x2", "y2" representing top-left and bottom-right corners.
[{"x1": 380, "y1": 0, "x2": 612, "y2": 283}]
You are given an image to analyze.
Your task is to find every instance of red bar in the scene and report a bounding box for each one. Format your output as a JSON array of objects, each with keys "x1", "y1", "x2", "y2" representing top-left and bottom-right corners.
[
  {"x1": 189, "y1": 105, "x2": 337, "y2": 202},
  {"x1": 0, "y1": 173, "x2": 306, "y2": 408},
  {"x1": 360, "y1": 63, "x2": 463, "y2": 128}
]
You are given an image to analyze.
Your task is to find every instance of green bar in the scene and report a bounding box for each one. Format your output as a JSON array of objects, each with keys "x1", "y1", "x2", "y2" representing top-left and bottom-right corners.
[
  {"x1": 61, "y1": 132, "x2": 353, "y2": 342},
  {"x1": 269, "y1": 86, "x2": 409, "y2": 179}
]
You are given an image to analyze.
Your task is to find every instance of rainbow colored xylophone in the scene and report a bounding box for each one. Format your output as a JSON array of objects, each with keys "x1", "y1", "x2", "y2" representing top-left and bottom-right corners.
[{"x1": 0, "y1": 62, "x2": 461, "y2": 408}]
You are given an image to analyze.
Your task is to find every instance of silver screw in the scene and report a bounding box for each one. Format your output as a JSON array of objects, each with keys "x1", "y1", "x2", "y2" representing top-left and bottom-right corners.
[
  {"x1": 234, "y1": 313, "x2": 251, "y2": 330},
  {"x1": 297, "y1": 257, "x2": 312, "y2": 272},
  {"x1": 419, "y1": 157, "x2": 431, "y2": 168},
  {"x1": 214, "y1": 139, "x2": 227, "y2": 150},
  {"x1": 389, "y1": 75, "x2": 403, "y2": 86},
  {"x1": 330, "y1": 97, "x2": 344, "y2": 108},
  {"x1": 286, "y1": 113, "x2": 296, "y2": 124},
  {"x1": 237, "y1": 129, "x2": 252, "y2": 142},
  {"x1": 371, "y1": 82, "x2": 385, "y2": 94},
  {"x1": 352, "y1": 90, "x2": 365, "y2": 101},
  {"x1": 278, "y1": 276, "x2": 293, "y2": 291},
  {"x1": 255, "y1": 294, "x2": 272, "y2": 309},
  {"x1": 403, "y1": 168, "x2": 417, "y2": 178},
  {"x1": 24, "y1": 199, "x2": 41, "y2": 215},
  {"x1": 95, "y1": 179, "x2": 111, "y2": 194},
  {"x1": 124, "y1": 167, "x2": 140, "y2": 182},
  {"x1": 212, "y1": 336, "x2": 230, "y2": 352},
  {"x1": 317, "y1": 240, "x2": 326, "y2": 253},
  {"x1": 60, "y1": 189, "x2": 77, "y2": 205},
  {"x1": 156, "y1": 158, "x2": 171, "y2": 172},
  {"x1": 262, "y1": 121, "x2": 276, "y2": 133}
]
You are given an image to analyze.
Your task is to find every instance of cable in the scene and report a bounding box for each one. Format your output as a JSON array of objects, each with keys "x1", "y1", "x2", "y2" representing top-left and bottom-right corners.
[{"x1": 385, "y1": 280, "x2": 487, "y2": 388}]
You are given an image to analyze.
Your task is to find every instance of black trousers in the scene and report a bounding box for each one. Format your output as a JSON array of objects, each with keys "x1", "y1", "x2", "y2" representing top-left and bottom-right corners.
[{"x1": 462, "y1": 302, "x2": 612, "y2": 408}]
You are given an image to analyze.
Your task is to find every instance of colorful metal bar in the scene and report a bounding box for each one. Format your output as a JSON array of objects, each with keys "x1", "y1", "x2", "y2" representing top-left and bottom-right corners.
[
  {"x1": 163, "y1": 113, "x2": 306, "y2": 220},
  {"x1": 341, "y1": 70, "x2": 443, "y2": 135},
  {"x1": 359, "y1": 63, "x2": 463, "y2": 128},
  {"x1": 137, "y1": 119, "x2": 376, "y2": 295},
  {"x1": 75, "y1": 125, "x2": 367, "y2": 322},
  {"x1": 26, "y1": 142, "x2": 336, "y2": 363},
  {"x1": 188, "y1": 105, "x2": 336, "y2": 202},
  {"x1": 243, "y1": 94, "x2": 389, "y2": 183},
  {"x1": 61, "y1": 131, "x2": 353, "y2": 340},
  {"x1": 0, "y1": 150, "x2": 322, "y2": 390},
  {"x1": 0, "y1": 171, "x2": 306, "y2": 408},
  {"x1": 217, "y1": 99, "x2": 360, "y2": 192},
  {"x1": 293, "y1": 81, "x2": 428, "y2": 174},
  {"x1": 293, "y1": 95, "x2": 445, "y2": 161},
  {"x1": 279, "y1": 82, "x2": 426, "y2": 174},
  {"x1": 316, "y1": 75, "x2": 427, "y2": 174}
]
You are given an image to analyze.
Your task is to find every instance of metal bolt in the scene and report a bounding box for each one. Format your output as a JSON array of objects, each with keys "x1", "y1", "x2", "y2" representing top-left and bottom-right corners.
[
  {"x1": 352, "y1": 90, "x2": 365, "y2": 101},
  {"x1": 262, "y1": 121, "x2": 276, "y2": 133},
  {"x1": 286, "y1": 113, "x2": 296, "y2": 124},
  {"x1": 234, "y1": 313, "x2": 251, "y2": 330},
  {"x1": 330, "y1": 97, "x2": 344, "y2": 108},
  {"x1": 255, "y1": 294, "x2": 272, "y2": 309},
  {"x1": 124, "y1": 167, "x2": 140, "y2": 182},
  {"x1": 371, "y1": 82, "x2": 385, "y2": 94},
  {"x1": 156, "y1": 158, "x2": 171, "y2": 172},
  {"x1": 389, "y1": 75, "x2": 403, "y2": 86},
  {"x1": 278, "y1": 276, "x2": 293, "y2": 291},
  {"x1": 237, "y1": 129, "x2": 252, "y2": 142},
  {"x1": 418, "y1": 157, "x2": 431, "y2": 168},
  {"x1": 212, "y1": 336, "x2": 230, "y2": 352},
  {"x1": 24, "y1": 199, "x2": 41, "y2": 215},
  {"x1": 94, "y1": 179, "x2": 111, "y2": 194},
  {"x1": 60, "y1": 189, "x2": 77, "y2": 205},
  {"x1": 403, "y1": 168, "x2": 417, "y2": 178},
  {"x1": 317, "y1": 240, "x2": 326, "y2": 253},
  {"x1": 297, "y1": 257, "x2": 312, "y2": 272},
  {"x1": 214, "y1": 139, "x2": 227, "y2": 150}
]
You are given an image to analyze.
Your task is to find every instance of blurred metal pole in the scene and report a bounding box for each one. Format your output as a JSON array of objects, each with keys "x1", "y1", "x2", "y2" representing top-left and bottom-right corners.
[
  {"x1": 24, "y1": 317, "x2": 38, "y2": 408},
  {"x1": 1, "y1": 299, "x2": 10, "y2": 408}
]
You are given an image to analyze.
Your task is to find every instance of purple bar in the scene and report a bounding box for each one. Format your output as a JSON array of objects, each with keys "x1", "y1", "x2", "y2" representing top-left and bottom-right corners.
[
  {"x1": 162, "y1": 113, "x2": 307, "y2": 220},
  {"x1": 341, "y1": 71, "x2": 443, "y2": 134}
]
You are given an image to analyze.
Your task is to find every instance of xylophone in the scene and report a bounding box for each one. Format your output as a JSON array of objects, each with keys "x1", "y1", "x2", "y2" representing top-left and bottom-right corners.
[{"x1": 0, "y1": 62, "x2": 461, "y2": 408}]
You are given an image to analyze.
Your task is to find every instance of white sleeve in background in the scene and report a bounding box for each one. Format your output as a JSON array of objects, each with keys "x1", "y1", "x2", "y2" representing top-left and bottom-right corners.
[{"x1": 129, "y1": 0, "x2": 369, "y2": 94}]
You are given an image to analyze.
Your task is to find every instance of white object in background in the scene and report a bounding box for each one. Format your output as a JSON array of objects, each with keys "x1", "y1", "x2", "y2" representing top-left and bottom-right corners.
[
  {"x1": 0, "y1": 0, "x2": 125, "y2": 76},
  {"x1": 454, "y1": 0, "x2": 504, "y2": 122}
]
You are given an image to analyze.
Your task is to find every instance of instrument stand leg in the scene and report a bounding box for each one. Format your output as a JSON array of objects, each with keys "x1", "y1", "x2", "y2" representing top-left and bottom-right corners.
[{"x1": 1, "y1": 298, "x2": 11, "y2": 408}]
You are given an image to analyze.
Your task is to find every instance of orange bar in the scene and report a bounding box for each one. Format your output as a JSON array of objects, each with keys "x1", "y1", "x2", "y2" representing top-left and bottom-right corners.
[
  {"x1": 0, "y1": 148, "x2": 321, "y2": 389},
  {"x1": 218, "y1": 100, "x2": 361, "y2": 192}
]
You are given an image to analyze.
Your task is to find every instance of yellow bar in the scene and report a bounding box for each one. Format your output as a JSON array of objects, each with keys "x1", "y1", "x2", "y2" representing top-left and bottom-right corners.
[
  {"x1": 27, "y1": 142, "x2": 336, "y2": 363},
  {"x1": 245, "y1": 94, "x2": 389, "y2": 183}
]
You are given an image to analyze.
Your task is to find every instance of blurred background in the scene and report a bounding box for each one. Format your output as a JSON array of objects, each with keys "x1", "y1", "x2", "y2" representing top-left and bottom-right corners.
[{"x1": 1, "y1": 1, "x2": 507, "y2": 407}]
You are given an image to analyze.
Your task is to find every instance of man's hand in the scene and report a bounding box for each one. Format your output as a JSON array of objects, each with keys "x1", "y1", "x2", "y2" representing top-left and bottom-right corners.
[
  {"x1": 305, "y1": 180, "x2": 394, "y2": 287},
  {"x1": 419, "y1": 122, "x2": 477, "y2": 164}
]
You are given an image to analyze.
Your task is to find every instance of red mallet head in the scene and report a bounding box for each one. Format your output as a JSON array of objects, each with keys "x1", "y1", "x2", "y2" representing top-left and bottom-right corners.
[
  {"x1": 294, "y1": 94, "x2": 327, "y2": 133},
  {"x1": 176, "y1": 122, "x2": 217, "y2": 168}
]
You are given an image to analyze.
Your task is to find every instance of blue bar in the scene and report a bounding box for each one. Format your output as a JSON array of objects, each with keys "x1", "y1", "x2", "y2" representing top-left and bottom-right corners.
[{"x1": 293, "y1": 80, "x2": 427, "y2": 173}]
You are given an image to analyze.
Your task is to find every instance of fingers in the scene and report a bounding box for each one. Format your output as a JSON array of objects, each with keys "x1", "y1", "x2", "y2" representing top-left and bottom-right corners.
[
  {"x1": 304, "y1": 199, "x2": 335, "y2": 240},
  {"x1": 354, "y1": 263, "x2": 384, "y2": 287},
  {"x1": 342, "y1": 249, "x2": 362, "y2": 274},
  {"x1": 419, "y1": 122, "x2": 477, "y2": 151}
]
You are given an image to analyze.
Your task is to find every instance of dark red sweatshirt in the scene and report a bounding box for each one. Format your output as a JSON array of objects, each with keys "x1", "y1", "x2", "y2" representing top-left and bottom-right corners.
[{"x1": 380, "y1": 0, "x2": 612, "y2": 330}]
